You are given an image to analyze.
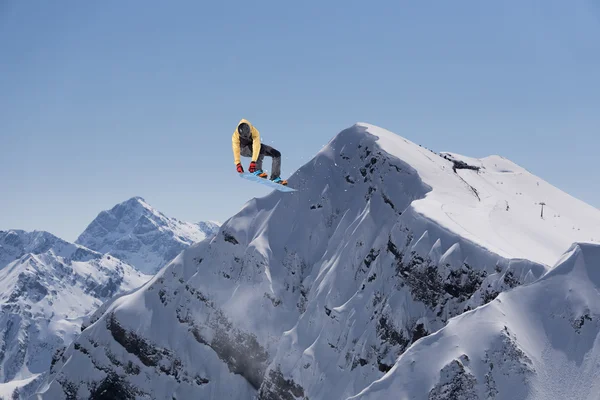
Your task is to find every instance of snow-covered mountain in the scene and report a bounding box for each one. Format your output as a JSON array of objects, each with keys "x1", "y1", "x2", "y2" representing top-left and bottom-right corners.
[
  {"x1": 0, "y1": 230, "x2": 148, "y2": 399},
  {"x1": 76, "y1": 197, "x2": 220, "y2": 275},
  {"x1": 35, "y1": 123, "x2": 600, "y2": 400},
  {"x1": 351, "y1": 242, "x2": 600, "y2": 400},
  {"x1": 0, "y1": 230, "x2": 76, "y2": 271}
]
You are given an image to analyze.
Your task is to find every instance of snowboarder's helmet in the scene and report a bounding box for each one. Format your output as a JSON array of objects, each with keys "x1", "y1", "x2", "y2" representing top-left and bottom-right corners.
[{"x1": 238, "y1": 122, "x2": 251, "y2": 138}]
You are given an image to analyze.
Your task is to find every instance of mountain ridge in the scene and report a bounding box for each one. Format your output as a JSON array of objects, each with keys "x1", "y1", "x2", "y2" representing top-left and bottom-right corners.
[
  {"x1": 0, "y1": 229, "x2": 148, "y2": 399},
  {"x1": 33, "y1": 123, "x2": 600, "y2": 399},
  {"x1": 351, "y1": 241, "x2": 600, "y2": 400}
]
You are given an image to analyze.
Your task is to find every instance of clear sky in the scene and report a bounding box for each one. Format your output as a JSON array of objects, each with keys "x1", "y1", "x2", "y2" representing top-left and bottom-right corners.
[{"x1": 1, "y1": 1, "x2": 599, "y2": 242}]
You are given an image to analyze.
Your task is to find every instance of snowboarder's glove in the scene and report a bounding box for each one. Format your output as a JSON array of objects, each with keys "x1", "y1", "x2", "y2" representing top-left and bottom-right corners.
[
  {"x1": 249, "y1": 161, "x2": 257, "y2": 173},
  {"x1": 236, "y1": 163, "x2": 244, "y2": 173}
]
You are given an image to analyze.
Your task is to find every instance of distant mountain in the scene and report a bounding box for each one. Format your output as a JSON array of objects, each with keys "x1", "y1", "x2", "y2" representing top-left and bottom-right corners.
[
  {"x1": 0, "y1": 230, "x2": 148, "y2": 399},
  {"x1": 76, "y1": 197, "x2": 220, "y2": 274},
  {"x1": 0, "y1": 230, "x2": 75, "y2": 270}
]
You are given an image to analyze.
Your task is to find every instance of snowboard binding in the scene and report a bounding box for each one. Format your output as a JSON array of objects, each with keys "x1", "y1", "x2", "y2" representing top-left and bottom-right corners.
[
  {"x1": 252, "y1": 170, "x2": 268, "y2": 178},
  {"x1": 271, "y1": 177, "x2": 288, "y2": 186}
]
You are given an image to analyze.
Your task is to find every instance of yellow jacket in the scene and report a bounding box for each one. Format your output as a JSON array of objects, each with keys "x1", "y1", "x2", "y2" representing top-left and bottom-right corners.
[{"x1": 232, "y1": 118, "x2": 261, "y2": 165}]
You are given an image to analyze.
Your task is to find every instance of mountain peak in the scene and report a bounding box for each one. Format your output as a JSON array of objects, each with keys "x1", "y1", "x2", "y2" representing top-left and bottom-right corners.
[
  {"x1": 322, "y1": 122, "x2": 600, "y2": 266},
  {"x1": 75, "y1": 197, "x2": 220, "y2": 274},
  {"x1": 122, "y1": 195, "x2": 151, "y2": 208},
  {"x1": 109, "y1": 195, "x2": 157, "y2": 216}
]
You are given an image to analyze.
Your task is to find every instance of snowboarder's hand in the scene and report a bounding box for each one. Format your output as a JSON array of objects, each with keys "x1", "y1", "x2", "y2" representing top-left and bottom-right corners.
[
  {"x1": 249, "y1": 161, "x2": 257, "y2": 173},
  {"x1": 236, "y1": 163, "x2": 244, "y2": 173}
]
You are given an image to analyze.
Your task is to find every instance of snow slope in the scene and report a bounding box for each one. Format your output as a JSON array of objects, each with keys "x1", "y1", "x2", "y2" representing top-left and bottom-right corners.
[
  {"x1": 434, "y1": 151, "x2": 600, "y2": 266},
  {"x1": 0, "y1": 230, "x2": 148, "y2": 399},
  {"x1": 76, "y1": 197, "x2": 220, "y2": 274},
  {"x1": 367, "y1": 127, "x2": 599, "y2": 267},
  {"x1": 35, "y1": 123, "x2": 600, "y2": 399},
  {"x1": 351, "y1": 242, "x2": 600, "y2": 400}
]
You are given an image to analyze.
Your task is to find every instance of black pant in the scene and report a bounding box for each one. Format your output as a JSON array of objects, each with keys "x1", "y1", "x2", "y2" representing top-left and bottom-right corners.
[{"x1": 240, "y1": 143, "x2": 281, "y2": 179}]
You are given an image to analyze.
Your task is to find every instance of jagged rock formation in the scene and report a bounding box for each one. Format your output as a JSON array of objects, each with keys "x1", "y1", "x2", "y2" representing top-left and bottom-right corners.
[{"x1": 352, "y1": 243, "x2": 600, "y2": 400}]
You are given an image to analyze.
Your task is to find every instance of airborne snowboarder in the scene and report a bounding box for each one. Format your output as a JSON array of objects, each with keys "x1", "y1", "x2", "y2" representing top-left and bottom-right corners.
[{"x1": 232, "y1": 118, "x2": 287, "y2": 186}]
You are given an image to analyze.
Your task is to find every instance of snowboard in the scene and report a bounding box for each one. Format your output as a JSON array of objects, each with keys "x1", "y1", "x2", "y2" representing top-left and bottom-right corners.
[{"x1": 239, "y1": 172, "x2": 296, "y2": 192}]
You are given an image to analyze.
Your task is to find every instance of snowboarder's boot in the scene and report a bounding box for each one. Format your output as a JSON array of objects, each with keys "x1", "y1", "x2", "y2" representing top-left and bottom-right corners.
[
  {"x1": 271, "y1": 176, "x2": 288, "y2": 186},
  {"x1": 253, "y1": 170, "x2": 268, "y2": 178}
]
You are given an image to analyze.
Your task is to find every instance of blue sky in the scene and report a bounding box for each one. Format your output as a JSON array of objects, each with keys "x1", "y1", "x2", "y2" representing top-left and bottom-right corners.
[{"x1": 1, "y1": 1, "x2": 599, "y2": 242}]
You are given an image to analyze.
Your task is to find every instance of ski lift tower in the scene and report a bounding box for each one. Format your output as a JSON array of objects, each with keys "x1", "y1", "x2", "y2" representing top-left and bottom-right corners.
[{"x1": 539, "y1": 202, "x2": 546, "y2": 219}]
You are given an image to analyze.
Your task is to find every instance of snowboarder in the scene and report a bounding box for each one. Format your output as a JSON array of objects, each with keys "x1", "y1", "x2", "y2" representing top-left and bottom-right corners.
[{"x1": 232, "y1": 119, "x2": 287, "y2": 186}]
